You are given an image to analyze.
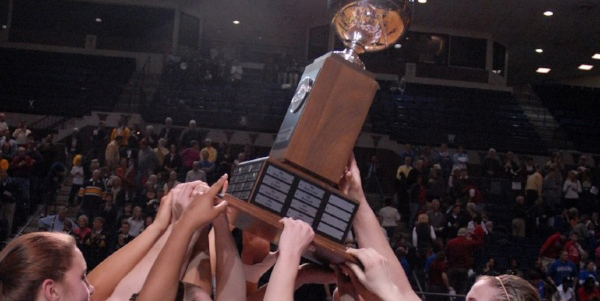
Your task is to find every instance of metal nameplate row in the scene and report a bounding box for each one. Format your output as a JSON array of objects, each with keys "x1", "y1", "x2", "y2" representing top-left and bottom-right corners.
[
  {"x1": 228, "y1": 158, "x2": 266, "y2": 200},
  {"x1": 248, "y1": 162, "x2": 358, "y2": 243}
]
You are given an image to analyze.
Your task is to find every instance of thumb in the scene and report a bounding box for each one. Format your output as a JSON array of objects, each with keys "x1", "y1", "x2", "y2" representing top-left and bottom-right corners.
[
  {"x1": 214, "y1": 200, "x2": 228, "y2": 213},
  {"x1": 344, "y1": 262, "x2": 367, "y2": 284}
]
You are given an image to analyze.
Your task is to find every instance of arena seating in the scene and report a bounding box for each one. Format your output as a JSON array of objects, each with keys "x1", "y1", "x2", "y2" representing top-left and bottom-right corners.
[
  {"x1": 147, "y1": 72, "x2": 548, "y2": 155},
  {"x1": 534, "y1": 85, "x2": 600, "y2": 153},
  {"x1": 144, "y1": 78, "x2": 291, "y2": 132},
  {"x1": 369, "y1": 83, "x2": 547, "y2": 154},
  {"x1": 0, "y1": 48, "x2": 135, "y2": 117}
]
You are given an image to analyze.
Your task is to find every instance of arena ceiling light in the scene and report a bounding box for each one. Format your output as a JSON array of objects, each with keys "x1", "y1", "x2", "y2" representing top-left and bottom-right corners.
[
  {"x1": 543, "y1": 11, "x2": 553, "y2": 16},
  {"x1": 536, "y1": 67, "x2": 551, "y2": 73},
  {"x1": 593, "y1": 53, "x2": 600, "y2": 60},
  {"x1": 95, "y1": 18, "x2": 102, "y2": 23},
  {"x1": 233, "y1": 20, "x2": 240, "y2": 25},
  {"x1": 535, "y1": 49, "x2": 543, "y2": 53},
  {"x1": 418, "y1": 0, "x2": 427, "y2": 3},
  {"x1": 578, "y1": 64, "x2": 593, "y2": 70}
]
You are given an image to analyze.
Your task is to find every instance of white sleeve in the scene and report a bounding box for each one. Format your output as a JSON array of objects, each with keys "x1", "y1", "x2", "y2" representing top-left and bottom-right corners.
[{"x1": 430, "y1": 226, "x2": 436, "y2": 240}]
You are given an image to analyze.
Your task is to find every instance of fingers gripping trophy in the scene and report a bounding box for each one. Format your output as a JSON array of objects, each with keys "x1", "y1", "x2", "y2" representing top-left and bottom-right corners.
[{"x1": 224, "y1": 0, "x2": 412, "y2": 264}]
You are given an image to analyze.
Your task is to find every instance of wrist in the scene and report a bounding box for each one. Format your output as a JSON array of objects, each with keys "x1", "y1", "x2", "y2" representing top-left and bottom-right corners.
[
  {"x1": 147, "y1": 222, "x2": 168, "y2": 234},
  {"x1": 379, "y1": 285, "x2": 401, "y2": 301},
  {"x1": 175, "y1": 216, "x2": 207, "y2": 234},
  {"x1": 279, "y1": 249, "x2": 303, "y2": 265}
]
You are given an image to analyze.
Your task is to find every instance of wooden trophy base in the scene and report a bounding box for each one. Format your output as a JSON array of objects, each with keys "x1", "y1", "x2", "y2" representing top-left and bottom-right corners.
[{"x1": 225, "y1": 157, "x2": 359, "y2": 264}]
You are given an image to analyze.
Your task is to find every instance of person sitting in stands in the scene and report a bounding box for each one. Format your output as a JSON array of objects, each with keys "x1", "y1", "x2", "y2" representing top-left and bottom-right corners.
[
  {"x1": 159, "y1": 117, "x2": 178, "y2": 148},
  {"x1": 180, "y1": 140, "x2": 201, "y2": 176},
  {"x1": 201, "y1": 138, "x2": 218, "y2": 163},
  {"x1": 482, "y1": 148, "x2": 501, "y2": 178},
  {"x1": 186, "y1": 161, "x2": 207, "y2": 183},
  {"x1": 154, "y1": 138, "x2": 169, "y2": 167},
  {"x1": 73, "y1": 215, "x2": 91, "y2": 250},
  {"x1": 452, "y1": 146, "x2": 468, "y2": 172},
  {"x1": 79, "y1": 169, "x2": 105, "y2": 220},
  {"x1": 547, "y1": 250, "x2": 578, "y2": 288},
  {"x1": 84, "y1": 217, "x2": 108, "y2": 271},
  {"x1": 105, "y1": 135, "x2": 121, "y2": 172},
  {"x1": 179, "y1": 120, "x2": 202, "y2": 149},
  {"x1": 563, "y1": 232, "x2": 586, "y2": 267},
  {"x1": 111, "y1": 118, "x2": 130, "y2": 147},
  {"x1": 578, "y1": 276, "x2": 600, "y2": 301},
  {"x1": 38, "y1": 206, "x2": 76, "y2": 232}
]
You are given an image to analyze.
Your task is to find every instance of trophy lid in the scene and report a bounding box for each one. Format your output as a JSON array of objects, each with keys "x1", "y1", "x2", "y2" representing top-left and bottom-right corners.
[{"x1": 329, "y1": 0, "x2": 412, "y2": 54}]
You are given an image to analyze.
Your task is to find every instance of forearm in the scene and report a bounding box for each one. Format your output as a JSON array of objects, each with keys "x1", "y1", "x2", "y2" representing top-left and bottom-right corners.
[
  {"x1": 248, "y1": 266, "x2": 309, "y2": 301},
  {"x1": 214, "y1": 215, "x2": 246, "y2": 301},
  {"x1": 89, "y1": 224, "x2": 166, "y2": 299},
  {"x1": 378, "y1": 285, "x2": 401, "y2": 301},
  {"x1": 353, "y1": 198, "x2": 419, "y2": 301},
  {"x1": 263, "y1": 253, "x2": 301, "y2": 301},
  {"x1": 136, "y1": 222, "x2": 198, "y2": 301},
  {"x1": 442, "y1": 273, "x2": 450, "y2": 289}
]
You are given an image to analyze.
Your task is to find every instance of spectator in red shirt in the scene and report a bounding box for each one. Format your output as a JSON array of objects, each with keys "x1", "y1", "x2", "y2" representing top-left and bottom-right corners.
[
  {"x1": 564, "y1": 232, "x2": 586, "y2": 266},
  {"x1": 428, "y1": 251, "x2": 450, "y2": 301},
  {"x1": 578, "y1": 277, "x2": 600, "y2": 301},
  {"x1": 540, "y1": 232, "x2": 566, "y2": 268},
  {"x1": 180, "y1": 140, "x2": 200, "y2": 176},
  {"x1": 445, "y1": 227, "x2": 484, "y2": 296},
  {"x1": 9, "y1": 146, "x2": 34, "y2": 204}
]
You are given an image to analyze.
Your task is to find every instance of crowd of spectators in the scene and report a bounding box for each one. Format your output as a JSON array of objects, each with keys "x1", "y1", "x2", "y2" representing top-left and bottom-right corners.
[
  {"x1": 0, "y1": 112, "x2": 258, "y2": 271},
  {"x1": 2, "y1": 103, "x2": 600, "y2": 300},
  {"x1": 0, "y1": 113, "x2": 67, "y2": 242},
  {"x1": 378, "y1": 142, "x2": 599, "y2": 300}
]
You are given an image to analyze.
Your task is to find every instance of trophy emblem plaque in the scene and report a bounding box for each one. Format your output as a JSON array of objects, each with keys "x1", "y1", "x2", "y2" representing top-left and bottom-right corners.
[{"x1": 224, "y1": 0, "x2": 412, "y2": 264}]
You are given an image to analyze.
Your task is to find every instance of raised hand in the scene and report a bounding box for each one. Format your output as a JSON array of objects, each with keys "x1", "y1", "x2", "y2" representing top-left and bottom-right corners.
[
  {"x1": 278, "y1": 217, "x2": 315, "y2": 259},
  {"x1": 180, "y1": 175, "x2": 229, "y2": 230},
  {"x1": 152, "y1": 191, "x2": 174, "y2": 231},
  {"x1": 338, "y1": 154, "x2": 366, "y2": 204},
  {"x1": 344, "y1": 248, "x2": 399, "y2": 301}
]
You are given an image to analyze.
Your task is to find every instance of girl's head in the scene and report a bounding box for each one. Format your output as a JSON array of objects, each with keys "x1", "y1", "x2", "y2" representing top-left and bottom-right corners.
[
  {"x1": 468, "y1": 275, "x2": 540, "y2": 301},
  {"x1": 0, "y1": 232, "x2": 94, "y2": 300}
]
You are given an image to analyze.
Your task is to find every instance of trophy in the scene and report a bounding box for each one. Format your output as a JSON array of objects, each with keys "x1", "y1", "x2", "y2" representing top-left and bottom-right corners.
[{"x1": 224, "y1": 0, "x2": 412, "y2": 264}]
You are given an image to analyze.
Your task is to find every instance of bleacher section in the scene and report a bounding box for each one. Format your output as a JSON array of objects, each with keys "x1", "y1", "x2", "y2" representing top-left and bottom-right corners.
[
  {"x1": 144, "y1": 80, "x2": 291, "y2": 132},
  {"x1": 147, "y1": 71, "x2": 549, "y2": 155},
  {"x1": 370, "y1": 83, "x2": 547, "y2": 154},
  {"x1": 0, "y1": 48, "x2": 135, "y2": 117},
  {"x1": 534, "y1": 85, "x2": 600, "y2": 153}
]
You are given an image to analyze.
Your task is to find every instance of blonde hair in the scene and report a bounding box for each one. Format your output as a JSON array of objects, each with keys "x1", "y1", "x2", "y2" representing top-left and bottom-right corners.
[
  {"x1": 73, "y1": 154, "x2": 83, "y2": 166},
  {"x1": 0, "y1": 232, "x2": 76, "y2": 300},
  {"x1": 476, "y1": 275, "x2": 541, "y2": 301}
]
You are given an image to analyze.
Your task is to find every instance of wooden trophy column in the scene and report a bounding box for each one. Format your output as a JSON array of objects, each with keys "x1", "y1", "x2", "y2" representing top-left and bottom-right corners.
[
  {"x1": 224, "y1": 52, "x2": 379, "y2": 264},
  {"x1": 270, "y1": 52, "x2": 379, "y2": 186}
]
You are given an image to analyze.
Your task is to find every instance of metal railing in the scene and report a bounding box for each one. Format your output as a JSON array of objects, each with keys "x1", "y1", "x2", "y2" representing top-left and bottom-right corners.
[{"x1": 13, "y1": 205, "x2": 45, "y2": 238}]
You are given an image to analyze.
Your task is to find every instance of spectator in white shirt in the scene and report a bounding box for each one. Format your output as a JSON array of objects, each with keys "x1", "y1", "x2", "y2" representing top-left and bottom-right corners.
[
  {"x1": 379, "y1": 198, "x2": 401, "y2": 242},
  {"x1": 563, "y1": 170, "x2": 582, "y2": 210},
  {"x1": 185, "y1": 161, "x2": 207, "y2": 183},
  {"x1": 38, "y1": 206, "x2": 76, "y2": 232}
]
